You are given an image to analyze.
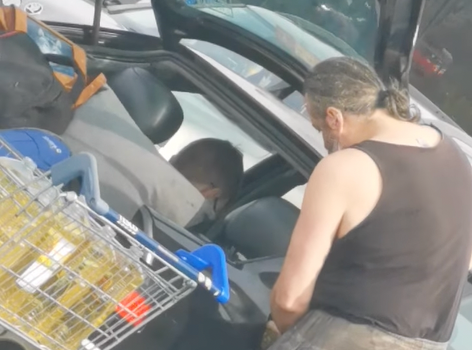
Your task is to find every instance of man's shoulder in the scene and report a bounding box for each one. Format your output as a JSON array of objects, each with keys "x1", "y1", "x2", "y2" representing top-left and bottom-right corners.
[
  {"x1": 315, "y1": 148, "x2": 376, "y2": 174},
  {"x1": 311, "y1": 147, "x2": 380, "y2": 191}
]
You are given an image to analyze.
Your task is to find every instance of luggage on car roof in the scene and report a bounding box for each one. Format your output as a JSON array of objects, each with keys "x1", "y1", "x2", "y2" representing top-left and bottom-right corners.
[{"x1": 0, "y1": 6, "x2": 106, "y2": 134}]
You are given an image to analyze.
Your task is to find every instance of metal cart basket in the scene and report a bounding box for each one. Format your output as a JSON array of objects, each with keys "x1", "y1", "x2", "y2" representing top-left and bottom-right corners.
[{"x1": 0, "y1": 137, "x2": 230, "y2": 350}]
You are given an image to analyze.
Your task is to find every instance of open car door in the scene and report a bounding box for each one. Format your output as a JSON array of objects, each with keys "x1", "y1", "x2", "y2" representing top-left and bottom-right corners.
[{"x1": 150, "y1": 0, "x2": 424, "y2": 90}]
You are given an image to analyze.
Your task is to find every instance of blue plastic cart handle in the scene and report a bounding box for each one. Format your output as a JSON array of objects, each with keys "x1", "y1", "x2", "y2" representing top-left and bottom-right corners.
[{"x1": 50, "y1": 152, "x2": 230, "y2": 304}]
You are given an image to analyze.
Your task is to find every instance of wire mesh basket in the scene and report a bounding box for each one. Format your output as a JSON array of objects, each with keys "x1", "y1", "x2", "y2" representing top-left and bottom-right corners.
[{"x1": 0, "y1": 137, "x2": 230, "y2": 350}]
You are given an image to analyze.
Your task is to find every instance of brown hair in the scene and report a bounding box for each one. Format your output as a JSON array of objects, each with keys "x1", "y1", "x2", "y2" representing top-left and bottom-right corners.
[
  {"x1": 170, "y1": 138, "x2": 244, "y2": 203},
  {"x1": 304, "y1": 57, "x2": 420, "y2": 122}
]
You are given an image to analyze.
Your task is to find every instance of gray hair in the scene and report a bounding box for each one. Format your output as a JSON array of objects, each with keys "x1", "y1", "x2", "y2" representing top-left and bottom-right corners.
[{"x1": 304, "y1": 57, "x2": 419, "y2": 122}]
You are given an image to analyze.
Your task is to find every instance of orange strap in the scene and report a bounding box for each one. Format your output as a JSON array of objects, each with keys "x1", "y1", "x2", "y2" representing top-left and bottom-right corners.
[
  {"x1": 0, "y1": 8, "x2": 6, "y2": 30},
  {"x1": 54, "y1": 72, "x2": 78, "y2": 92},
  {"x1": 0, "y1": 7, "x2": 26, "y2": 32},
  {"x1": 73, "y1": 73, "x2": 107, "y2": 109}
]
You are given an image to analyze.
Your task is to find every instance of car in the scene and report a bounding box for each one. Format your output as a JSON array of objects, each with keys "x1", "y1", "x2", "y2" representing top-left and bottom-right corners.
[
  {"x1": 16, "y1": 0, "x2": 463, "y2": 127},
  {"x1": 412, "y1": 41, "x2": 453, "y2": 78},
  {"x1": 0, "y1": 1, "x2": 471, "y2": 350}
]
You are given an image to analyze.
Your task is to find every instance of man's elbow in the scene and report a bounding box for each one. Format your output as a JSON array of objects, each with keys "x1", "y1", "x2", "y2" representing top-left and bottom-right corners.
[{"x1": 271, "y1": 291, "x2": 309, "y2": 315}]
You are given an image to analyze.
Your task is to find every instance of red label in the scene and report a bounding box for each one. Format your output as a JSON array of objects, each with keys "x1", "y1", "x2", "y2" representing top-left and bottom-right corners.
[{"x1": 116, "y1": 291, "x2": 151, "y2": 326}]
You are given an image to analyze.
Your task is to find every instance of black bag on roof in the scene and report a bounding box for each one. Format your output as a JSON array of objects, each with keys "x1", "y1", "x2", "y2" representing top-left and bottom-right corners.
[
  {"x1": 0, "y1": 30, "x2": 76, "y2": 134},
  {"x1": 0, "y1": 6, "x2": 106, "y2": 134}
]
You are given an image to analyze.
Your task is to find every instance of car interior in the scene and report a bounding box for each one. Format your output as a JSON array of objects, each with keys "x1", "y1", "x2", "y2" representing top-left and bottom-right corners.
[
  {"x1": 0, "y1": 24, "x2": 310, "y2": 349},
  {"x1": 105, "y1": 64, "x2": 306, "y2": 262},
  {"x1": 86, "y1": 61, "x2": 307, "y2": 350}
]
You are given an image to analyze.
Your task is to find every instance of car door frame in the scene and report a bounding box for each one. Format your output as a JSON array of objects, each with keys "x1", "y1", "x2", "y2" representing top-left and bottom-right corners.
[{"x1": 151, "y1": 0, "x2": 426, "y2": 89}]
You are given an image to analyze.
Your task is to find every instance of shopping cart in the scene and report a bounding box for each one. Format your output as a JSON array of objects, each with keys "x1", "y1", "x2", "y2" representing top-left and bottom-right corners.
[{"x1": 0, "y1": 137, "x2": 230, "y2": 350}]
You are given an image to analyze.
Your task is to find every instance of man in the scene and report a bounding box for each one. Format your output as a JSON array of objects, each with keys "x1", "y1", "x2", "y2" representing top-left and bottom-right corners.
[{"x1": 268, "y1": 57, "x2": 472, "y2": 349}]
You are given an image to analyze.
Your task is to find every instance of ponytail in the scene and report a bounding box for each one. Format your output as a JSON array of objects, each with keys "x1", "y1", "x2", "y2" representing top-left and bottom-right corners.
[{"x1": 377, "y1": 81, "x2": 420, "y2": 123}]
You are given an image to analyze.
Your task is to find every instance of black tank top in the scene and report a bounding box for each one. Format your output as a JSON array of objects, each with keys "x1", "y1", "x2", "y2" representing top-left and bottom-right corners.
[{"x1": 311, "y1": 135, "x2": 472, "y2": 342}]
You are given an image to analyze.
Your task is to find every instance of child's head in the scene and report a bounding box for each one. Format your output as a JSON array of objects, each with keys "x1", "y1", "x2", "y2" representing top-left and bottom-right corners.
[{"x1": 170, "y1": 138, "x2": 244, "y2": 213}]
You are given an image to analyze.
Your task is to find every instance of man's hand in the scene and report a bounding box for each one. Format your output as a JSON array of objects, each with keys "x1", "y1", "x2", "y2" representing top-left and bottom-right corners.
[{"x1": 260, "y1": 321, "x2": 281, "y2": 350}]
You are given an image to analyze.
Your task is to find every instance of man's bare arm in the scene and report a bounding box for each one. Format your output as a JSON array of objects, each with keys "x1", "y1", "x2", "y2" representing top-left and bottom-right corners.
[{"x1": 269, "y1": 153, "x2": 349, "y2": 334}]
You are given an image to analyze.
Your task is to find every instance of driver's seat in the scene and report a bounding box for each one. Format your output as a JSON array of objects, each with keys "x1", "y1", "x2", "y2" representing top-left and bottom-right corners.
[{"x1": 107, "y1": 67, "x2": 184, "y2": 144}]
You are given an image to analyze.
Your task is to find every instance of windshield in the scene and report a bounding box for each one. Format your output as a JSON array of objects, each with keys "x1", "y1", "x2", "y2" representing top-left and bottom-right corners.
[{"x1": 184, "y1": 0, "x2": 377, "y2": 66}]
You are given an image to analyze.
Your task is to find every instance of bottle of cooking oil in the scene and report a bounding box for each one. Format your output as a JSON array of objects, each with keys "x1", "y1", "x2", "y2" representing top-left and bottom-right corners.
[
  {"x1": 82, "y1": 258, "x2": 145, "y2": 328},
  {"x1": 0, "y1": 157, "x2": 92, "y2": 329},
  {"x1": 50, "y1": 274, "x2": 116, "y2": 350},
  {"x1": 29, "y1": 240, "x2": 117, "y2": 345},
  {"x1": 0, "y1": 156, "x2": 145, "y2": 350},
  {"x1": 0, "y1": 157, "x2": 57, "y2": 243},
  {"x1": 39, "y1": 256, "x2": 145, "y2": 349},
  {"x1": 0, "y1": 158, "x2": 75, "y2": 326},
  {"x1": 0, "y1": 233, "x2": 87, "y2": 326},
  {"x1": 91, "y1": 259, "x2": 145, "y2": 325}
]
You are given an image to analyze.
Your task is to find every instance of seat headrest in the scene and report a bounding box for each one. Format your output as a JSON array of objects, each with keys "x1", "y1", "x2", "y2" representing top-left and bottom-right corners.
[
  {"x1": 222, "y1": 197, "x2": 300, "y2": 259},
  {"x1": 107, "y1": 67, "x2": 183, "y2": 144}
]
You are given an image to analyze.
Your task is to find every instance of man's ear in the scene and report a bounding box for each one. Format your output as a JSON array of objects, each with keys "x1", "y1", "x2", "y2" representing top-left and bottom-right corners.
[
  {"x1": 201, "y1": 187, "x2": 221, "y2": 200},
  {"x1": 325, "y1": 107, "x2": 343, "y2": 130}
]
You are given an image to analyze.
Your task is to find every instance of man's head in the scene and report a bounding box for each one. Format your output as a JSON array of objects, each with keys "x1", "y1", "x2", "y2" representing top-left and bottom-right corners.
[
  {"x1": 170, "y1": 138, "x2": 244, "y2": 214},
  {"x1": 304, "y1": 57, "x2": 418, "y2": 153}
]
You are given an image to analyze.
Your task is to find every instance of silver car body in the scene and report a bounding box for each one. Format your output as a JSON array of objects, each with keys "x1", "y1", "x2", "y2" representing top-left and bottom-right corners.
[{"x1": 10, "y1": 1, "x2": 472, "y2": 349}]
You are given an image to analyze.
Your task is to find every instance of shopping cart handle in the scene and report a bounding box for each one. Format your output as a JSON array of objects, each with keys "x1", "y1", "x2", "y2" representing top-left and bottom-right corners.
[
  {"x1": 176, "y1": 245, "x2": 230, "y2": 304},
  {"x1": 49, "y1": 152, "x2": 109, "y2": 215}
]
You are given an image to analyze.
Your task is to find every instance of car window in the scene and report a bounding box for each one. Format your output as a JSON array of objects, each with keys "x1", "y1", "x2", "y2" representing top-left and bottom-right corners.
[
  {"x1": 156, "y1": 91, "x2": 273, "y2": 170},
  {"x1": 182, "y1": 39, "x2": 283, "y2": 88},
  {"x1": 410, "y1": 1, "x2": 472, "y2": 135},
  {"x1": 182, "y1": 39, "x2": 310, "y2": 118},
  {"x1": 185, "y1": 1, "x2": 371, "y2": 64}
]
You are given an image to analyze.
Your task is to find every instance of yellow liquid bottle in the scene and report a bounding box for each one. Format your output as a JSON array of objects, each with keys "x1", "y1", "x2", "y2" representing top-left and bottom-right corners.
[
  {"x1": 0, "y1": 158, "x2": 90, "y2": 331},
  {"x1": 50, "y1": 275, "x2": 116, "y2": 350},
  {"x1": 84, "y1": 259, "x2": 144, "y2": 327},
  {"x1": 0, "y1": 234, "x2": 83, "y2": 325},
  {"x1": 94, "y1": 260, "x2": 145, "y2": 324},
  {"x1": 30, "y1": 241, "x2": 116, "y2": 347},
  {"x1": 43, "y1": 257, "x2": 145, "y2": 350},
  {"x1": 0, "y1": 200, "x2": 64, "y2": 325},
  {"x1": 0, "y1": 165, "x2": 55, "y2": 325},
  {"x1": 0, "y1": 205, "x2": 90, "y2": 327}
]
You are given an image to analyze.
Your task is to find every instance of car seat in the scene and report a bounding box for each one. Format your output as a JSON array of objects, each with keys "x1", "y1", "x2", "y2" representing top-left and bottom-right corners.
[
  {"x1": 107, "y1": 67, "x2": 184, "y2": 144},
  {"x1": 220, "y1": 197, "x2": 300, "y2": 259},
  {"x1": 62, "y1": 71, "x2": 206, "y2": 226}
]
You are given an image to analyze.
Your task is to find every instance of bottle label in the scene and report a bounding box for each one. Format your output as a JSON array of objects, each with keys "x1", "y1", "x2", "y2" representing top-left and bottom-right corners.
[{"x1": 17, "y1": 239, "x2": 76, "y2": 294}]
